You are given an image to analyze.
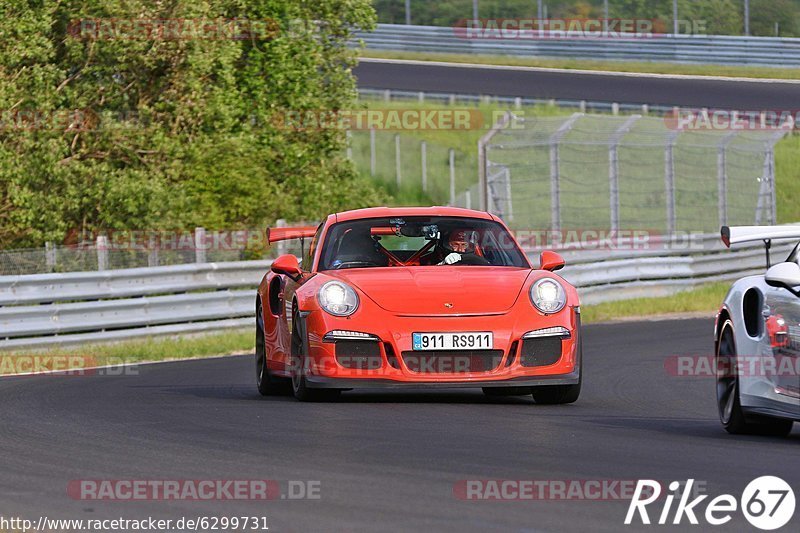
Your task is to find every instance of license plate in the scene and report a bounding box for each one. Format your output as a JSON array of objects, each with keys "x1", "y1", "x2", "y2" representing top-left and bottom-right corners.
[{"x1": 412, "y1": 332, "x2": 493, "y2": 351}]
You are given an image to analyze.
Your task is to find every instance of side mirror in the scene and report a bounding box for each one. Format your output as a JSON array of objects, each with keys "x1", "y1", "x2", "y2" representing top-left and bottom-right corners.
[
  {"x1": 765, "y1": 262, "x2": 800, "y2": 291},
  {"x1": 271, "y1": 254, "x2": 302, "y2": 280},
  {"x1": 539, "y1": 250, "x2": 565, "y2": 272}
]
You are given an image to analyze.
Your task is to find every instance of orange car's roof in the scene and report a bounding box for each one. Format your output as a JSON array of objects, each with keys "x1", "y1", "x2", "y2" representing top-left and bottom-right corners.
[{"x1": 331, "y1": 207, "x2": 495, "y2": 223}]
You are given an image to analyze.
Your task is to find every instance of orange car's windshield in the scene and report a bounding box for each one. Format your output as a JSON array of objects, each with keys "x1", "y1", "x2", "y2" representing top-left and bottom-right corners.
[{"x1": 318, "y1": 217, "x2": 529, "y2": 270}]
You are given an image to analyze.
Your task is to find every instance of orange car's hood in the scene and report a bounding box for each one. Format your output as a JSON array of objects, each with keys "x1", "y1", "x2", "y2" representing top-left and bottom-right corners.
[{"x1": 326, "y1": 267, "x2": 533, "y2": 316}]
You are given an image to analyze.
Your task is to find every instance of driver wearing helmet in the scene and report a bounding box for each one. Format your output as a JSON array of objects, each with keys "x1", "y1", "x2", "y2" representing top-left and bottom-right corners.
[{"x1": 425, "y1": 228, "x2": 489, "y2": 266}]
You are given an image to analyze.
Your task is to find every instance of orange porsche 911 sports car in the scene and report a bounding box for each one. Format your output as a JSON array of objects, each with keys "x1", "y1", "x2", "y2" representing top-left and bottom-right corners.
[{"x1": 256, "y1": 207, "x2": 582, "y2": 402}]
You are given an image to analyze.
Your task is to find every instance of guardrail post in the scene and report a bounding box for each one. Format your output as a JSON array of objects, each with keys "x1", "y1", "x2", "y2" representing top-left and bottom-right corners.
[
  {"x1": 421, "y1": 141, "x2": 427, "y2": 192},
  {"x1": 549, "y1": 113, "x2": 583, "y2": 234},
  {"x1": 195, "y1": 227, "x2": 207, "y2": 264},
  {"x1": 96, "y1": 235, "x2": 109, "y2": 271},
  {"x1": 369, "y1": 128, "x2": 376, "y2": 176},
  {"x1": 665, "y1": 130, "x2": 679, "y2": 235},
  {"x1": 717, "y1": 132, "x2": 736, "y2": 228},
  {"x1": 345, "y1": 130, "x2": 352, "y2": 160},
  {"x1": 465, "y1": 190, "x2": 472, "y2": 210},
  {"x1": 449, "y1": 149, "x2": 456, "y2": 205},
  {"x1": 45, "y1": 242, "x2": 56, "y2": 271},
  {"x1": 395, "y1": 134, "x2": 402, "y2": 187},
  {"x1": 608, "y1": 115, "x2": 641, "y2": 232}
]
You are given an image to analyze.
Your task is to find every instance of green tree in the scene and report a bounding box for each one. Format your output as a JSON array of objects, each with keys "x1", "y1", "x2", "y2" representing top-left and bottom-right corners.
[
  {"x1": 750, "y1": 0, "x2": 799, "y2": 36},
  {"x1": 0, "y1": 0, "x2": 382, "y2": 248}
]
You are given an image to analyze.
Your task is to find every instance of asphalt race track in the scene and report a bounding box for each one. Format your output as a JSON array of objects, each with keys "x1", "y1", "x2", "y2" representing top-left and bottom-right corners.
[
  {"x1": 354, "y1": 59, "x2": 800, "y2": 109},
  {"x1": 1, "y1": 318, "x2": 798, "y2": 532}
]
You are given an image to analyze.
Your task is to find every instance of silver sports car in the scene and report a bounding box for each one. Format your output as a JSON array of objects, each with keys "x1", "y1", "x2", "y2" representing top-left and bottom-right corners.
[{"x1": 716, "y1": 226, "x2": 800, "y2": 436}]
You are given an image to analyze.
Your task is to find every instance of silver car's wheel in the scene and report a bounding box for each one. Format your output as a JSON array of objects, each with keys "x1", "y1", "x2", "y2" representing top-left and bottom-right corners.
[{"x1": 716, "y1": 320, "x2": 793, "y2": 437}]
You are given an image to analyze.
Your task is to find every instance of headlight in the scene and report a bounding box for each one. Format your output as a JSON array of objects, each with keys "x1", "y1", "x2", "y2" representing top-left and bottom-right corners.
[
  {"x1": 529, "y1": 278, "x2": 567, "y2": 314},
  {"x1": 318, "y1": 281, "x2": 359, "y2": 317}
]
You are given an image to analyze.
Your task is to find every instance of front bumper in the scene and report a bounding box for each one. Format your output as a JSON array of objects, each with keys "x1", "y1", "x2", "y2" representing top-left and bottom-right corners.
[
  {"x1": 300, "y1": 303, "x2": 581, "y2": 388},
  {"x1": 306, "y1": 371, "x2": 580, "y2": 389}
]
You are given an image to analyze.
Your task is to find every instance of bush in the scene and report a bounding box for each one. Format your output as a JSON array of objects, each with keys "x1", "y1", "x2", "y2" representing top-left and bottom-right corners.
[{"x1": 0, "y1": 0, "x2": 384, "y2": 248}]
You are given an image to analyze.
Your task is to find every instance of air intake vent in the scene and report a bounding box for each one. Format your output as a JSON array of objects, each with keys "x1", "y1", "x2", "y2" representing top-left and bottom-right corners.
[
  {"x1": 336, "y1": 341, "x2": 382, "y2": 370},
  {"x1": 520, "y1": 337, "x2": 562, "y2": 367}
]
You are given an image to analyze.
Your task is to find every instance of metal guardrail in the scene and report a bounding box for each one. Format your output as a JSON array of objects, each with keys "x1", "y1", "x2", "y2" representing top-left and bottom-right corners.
[
  {"x1": 0, "y1": 262, "x2": 268, "y2": 350},
  {"x1": 552, "y1": 234, "x2": 792, "y2": 303},
  {"x1": 358, "y1": 88, "x2": 677, "y2": 116},
  {"x1": 0, "y1": 261, "x2": 270, "y2": 306},
  {"x1": 356, "y1": 24, "x2": 800, "y2": 67},
  {"x1": 0, "y1": 239, "x2": 789, "y2": 349}
]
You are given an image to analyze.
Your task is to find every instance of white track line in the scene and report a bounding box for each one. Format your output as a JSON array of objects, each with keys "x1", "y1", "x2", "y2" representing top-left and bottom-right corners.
[{"x1": 359, "y1": 57, "x2": 800, "y2": 85}]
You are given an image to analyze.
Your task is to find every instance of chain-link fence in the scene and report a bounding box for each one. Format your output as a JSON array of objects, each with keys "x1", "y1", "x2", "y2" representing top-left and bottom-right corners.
[
  {"x1": 348, "y1": 129, "x2": 477, "y2": 205},
  {"x1": 0, "y1": 229, "x2": 266, "y2": 276},
  {"x1": 481, "y1": 112, "x2": 792, "y2": 234}
]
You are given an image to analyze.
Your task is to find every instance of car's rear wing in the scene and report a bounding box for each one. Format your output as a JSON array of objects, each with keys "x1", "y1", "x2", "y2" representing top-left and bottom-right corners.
[
  {"x1": 722, "y1": 225, "x2": 800, "y2": 268},
  {"x1": 721, "y1": 226, "x2": 800, "y2": 248},
  {"x1": 267, "y1": 226, "x2": 317, "y2": 244}
]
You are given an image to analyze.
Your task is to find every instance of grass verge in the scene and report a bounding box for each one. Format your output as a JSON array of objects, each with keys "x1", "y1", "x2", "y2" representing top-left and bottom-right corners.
[
  {"x1": 0, "y1": 330, "x2": 254, "y2": 376},
  {"x1": 0, "y1": 283, "x2": 730, "y2": 376},
  {"x1": 361, "y1": 50, "x2": 800, "y2": 81},
  {"x1": 580, "y1": 282, "x2": 729, "y2": 324}
]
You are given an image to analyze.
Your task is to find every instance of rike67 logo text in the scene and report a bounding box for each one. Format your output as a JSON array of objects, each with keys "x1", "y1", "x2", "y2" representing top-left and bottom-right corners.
[{"x1": 625, "y1": 477, "x2": 795, "y2": 530}]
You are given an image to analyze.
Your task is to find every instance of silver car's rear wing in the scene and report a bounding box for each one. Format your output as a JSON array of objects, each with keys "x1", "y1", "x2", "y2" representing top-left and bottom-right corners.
[
  {"x1": 721, "y1": 225, "x2": 800, "y2": 247},
  {"x1": 722, "y1": 225, "x2": 800, "y2": 268}
]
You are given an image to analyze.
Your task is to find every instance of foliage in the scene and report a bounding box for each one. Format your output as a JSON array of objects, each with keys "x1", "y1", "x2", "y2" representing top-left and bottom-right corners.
[{"x1": 0, "y1": 0, "x2": 383, "y2": 248}]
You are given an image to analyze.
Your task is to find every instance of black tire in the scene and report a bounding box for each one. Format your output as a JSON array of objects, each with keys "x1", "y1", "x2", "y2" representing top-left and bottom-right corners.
[
  {"x1": 531, "y1": 326, "x2": 582, "y2": 405},
  {"x1": 531, "y1": 381, "x2": 581, "y2": 404},
  {"x1": 256, "y1": 301, "x2": 289, "y2": 396},
  {"x1": 482, "y1": 387, "x2": 533, "y2": 397},
  {"x1": 290, "y1": 309, "x2": 340, "y2": 402},
  {"x1": 716, "y1": 320, "x2": 793, "y2": 437}
]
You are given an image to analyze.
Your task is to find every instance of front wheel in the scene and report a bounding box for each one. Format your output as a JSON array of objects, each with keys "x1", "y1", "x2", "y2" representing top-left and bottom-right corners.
[
  {"x1": 291, "y1": 310, "x2": 340, "y2": 402},
  {"x1": 716, "y1": 320, "x2": 793, "y2": 437},
  {"x1": 531, "y1": 382, "x2": 581, "y2": 404}
]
